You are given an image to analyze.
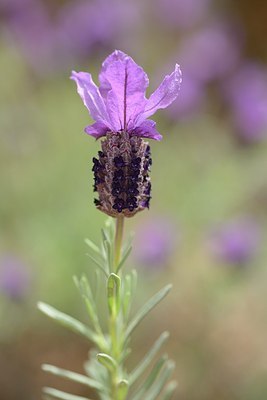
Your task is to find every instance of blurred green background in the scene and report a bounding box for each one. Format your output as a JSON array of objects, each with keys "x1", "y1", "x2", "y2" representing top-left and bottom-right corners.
[{"x1": 1, "y1": 0, "x2": 267, "y2": 399}]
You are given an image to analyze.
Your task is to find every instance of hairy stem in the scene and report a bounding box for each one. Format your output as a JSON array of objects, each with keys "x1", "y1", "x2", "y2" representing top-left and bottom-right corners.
[{"x1": 109, "y1": 216, "x2": 126, "y2": 399}]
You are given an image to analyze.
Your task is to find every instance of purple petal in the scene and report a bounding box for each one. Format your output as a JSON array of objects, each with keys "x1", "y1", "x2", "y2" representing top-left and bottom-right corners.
[
  {"x1": 99, "y1": 50, "x2": 149, "y2": 131},
  {"x1": 141, "y1": 64, "x2": 182, "y2": 121},
  {"x1": 70, "y1": 71, "x2": 110, "y2": 126},
  {"x1": 84, "y1": 121, "x2": 110, "y2": 139},
  {"x1": 131, "y1": 120, "x2": 162, "y2": 141}
]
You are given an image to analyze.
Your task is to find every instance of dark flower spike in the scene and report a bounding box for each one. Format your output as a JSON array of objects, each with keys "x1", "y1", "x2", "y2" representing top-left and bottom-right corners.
[{"x1": 71, "y1": 50, "x2": 182, "y2": 217}]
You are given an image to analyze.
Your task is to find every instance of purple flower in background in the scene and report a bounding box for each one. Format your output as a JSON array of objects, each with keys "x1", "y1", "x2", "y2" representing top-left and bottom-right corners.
[
  {"x1": 133, "y1": 218, "x2": 178, "y2": 268},
  {"x1": 2, "y1": 0, "x2": 139, "y2": 74},
  {"x1": 179, "y1": 22, "x2": 241, "y2": 84},
  {"x1": 57, "y1": 0, "x2": 137, "y2": 62},
  {"x1": 0, "y1": 255, "x2": 31, "y2": 300},
  {"x1": 209, "y1": 219, "x2": 261, "y2": 266},
  {"x1": 155, "y1": 0, "x2": 211, "y2": 30},
  {"x1": 222, "y1": 63, "x2": 267, "y2": 141},
  {"x1": 167, "y1": 71, "x2": 206, "y2": 119},
  {"x1": 0, "y1": 0, "x2": 33, "y2": 14},
  {"x1": 2, "y1": 0, "x2": 57, "y2": 74},
  {"x1": 71, "y1": 50, "x2": 182, "y2": 217}
]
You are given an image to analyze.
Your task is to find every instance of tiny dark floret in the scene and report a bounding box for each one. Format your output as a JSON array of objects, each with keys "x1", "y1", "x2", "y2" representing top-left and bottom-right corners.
[
  {"x1": 113, "y1": 198, "x2": 125, "y2": 213},
  {"x1": 94, "y1": 198, "x2": 101, "y2": 206},
  {"x1": 114, "y1": 169, "x2": 124, "y2": 180},
  {"x1": 131, "y1": 157, "x2": 141, "y2": 169},
  {"x1": 126, "y1": 196, "x2": 138, "y2": 212},
  {"x1": 114, "y1": 156, "x2": 125, "y2": 168}
]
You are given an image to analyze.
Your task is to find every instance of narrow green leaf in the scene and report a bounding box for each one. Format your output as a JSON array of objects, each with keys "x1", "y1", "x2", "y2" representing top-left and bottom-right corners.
[
  {"x1": 84, "y1": 238, "x2": 101, "y2": 255},
  {"x1": 43, "y1": 387, "x2": 91, "y2": 400},
  {"x1": 84, "y1": 350, "x2": 109, "y2": 387},
  {"x1": 37, "y1": 302, "x2": 99, "y2": 345},
  {"x1": 145, "y1": 360, "x2": 175, "y2": 400},
  {"x1": 86, "y1": 253, "x2": 108, "y2": 277},
  {"x1": 161, "y1": 381, "x2": 178, "y2": 400},
  {"x1": 73, "y1": 276, "x2": 106, "y2": 349},
  {"x1": 129, "y1": 331, "x2": 170, "y2": 385},
  {"x1": 117, "y1": 379, "x2": 129, "y2": 400},
  {"x1": 107, "y1": 273, "x2": 121, "y2": 314},
  {"x1": 116, "y1": 245, "x2": 132, "y2": 273},
  {"x1": 143, "y1": 356, "x2": 168, "y2": 391},
  {"x1": 97, "y1": 353, "x2": 117, "y2": 372},
  {"x1": 94, "y1": 268, "x2": 100, "y2": 297},
  {"x1": 103, "y1": 238, "x2": 113, "y2": 272},
  {"x1": 122, "y1": 274, "x2": 132, "y2": 319},
  {"x1": 101, "y1": 219, "x2": 115, "y2": 272},
  {"x1": 131, "y1": 356, "x2": 168, "y2": 400},
  {"x1": 101, "y1": 228, "x2": 109, "y2": 243},
  {"x1": 121, "y1": 346, "x2": 132, "y2": 362},
  {"x1": 80, "y1": 276, "x2": 99, "y2": 325},
  {"x1": 42, "y1": 364, "x2": 104, "y2": 391},
  {"x1": 125, "y1": 284, "x2": 172, "y2": 338},
  {"x1": 122, "y1": 231, "x2": 134, "y2": 255},
  {"x1": 131, "y1": 269, "x2": 138, "y2": 294},
  {"x1": 123, "y1": 270, "x2": 137, "y2": 320}
]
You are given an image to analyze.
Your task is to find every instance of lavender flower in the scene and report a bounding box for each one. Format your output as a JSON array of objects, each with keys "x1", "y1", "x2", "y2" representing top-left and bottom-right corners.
[
  {"x1": 0, "y1": 255, "x2": 31, "y2": 300},
  {"x1": 155, "y1": 0, "x2": 211, "y2": 30},
  {"x1": 2, "y1": 0, "x2": 57, "y2": 75},
  {"x1": 222, "y1": 63, "x2": 267, "y2": 141},
  {"x1": 179, "y1": 22, "x2": 241, "y2": 84},
  {"x1": 133, "y1": 218, "x2": 177, "y2": 268},
  {"x1": 71, "y1": 50, "x2": 181, "y2": 217},
  {"x1": 167, "y1": 71, "x2": 205, "y2": 119},
  {"x1": 209, "y1": 219, "x2": 261, "y2": 266},
  {"x1": 57, "y1": 0, "x2": 138, "y2": 63}
]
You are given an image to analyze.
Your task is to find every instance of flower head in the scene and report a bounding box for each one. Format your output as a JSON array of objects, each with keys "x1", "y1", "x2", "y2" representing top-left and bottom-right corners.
[{"x1": 71, "y1": 50, "x2": 181, "y2": 217}]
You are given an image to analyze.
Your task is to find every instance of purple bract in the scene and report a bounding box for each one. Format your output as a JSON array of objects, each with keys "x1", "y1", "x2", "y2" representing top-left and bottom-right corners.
[{"x1": 71, "y1": 50, "x2": 182, "y2": 141}]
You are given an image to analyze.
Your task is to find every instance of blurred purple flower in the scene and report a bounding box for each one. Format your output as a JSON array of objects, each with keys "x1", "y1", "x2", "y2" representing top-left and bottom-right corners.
[
  {"x1": 167, "y1": 71, "x2": 205, "y2": 119},
  {"x1": 179, "y1": 22, "x2": 241, "y2": 83},
  {"x1": 209, "y1": 219, "x2": 261, "y2": 266},
  {"x1": 222, "y1": 63, "x2": 267, "y2": 141},
  {"x1": 155, "y1": 0, "x2": 211, "y2": 30},
  {"x1": 0, "y1": 0, "x2": 33, "y2": 14},
  {"x1": 0, "y1": 255, "x2": 31, "y2": 300},
  {"x1": 133, "y1": 218, "x2": 178, "y2": 268},
  {"x1": 57, "y1": 0, "x2": 138, "y2": 62},
  {"x1": 2, "y1": 0, "x2": 57, "y2": 74},
  {"x1": 2, "y1": 0, "x2": 139, "y2": 74}
]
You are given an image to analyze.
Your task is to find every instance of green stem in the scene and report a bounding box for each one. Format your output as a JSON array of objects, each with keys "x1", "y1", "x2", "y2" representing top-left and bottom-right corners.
[
  {"x1": 109, "y1": 216, "x2": 125, "y2": 399},
  {"x1": 114, "y1": 216, "x2": 124, "y2": 272}
]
